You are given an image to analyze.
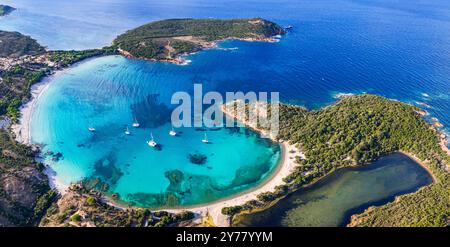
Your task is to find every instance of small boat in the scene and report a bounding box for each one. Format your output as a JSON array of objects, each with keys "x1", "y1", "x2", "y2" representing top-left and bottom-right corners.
[
  {"x1": 169, "y1": 127, "x2": 177, "y2": 136},
  {"x1": 285, "y1": 25, "x2": 293, "y2": 29},
  {"x1": 132, "y1": 118, "x2": 140, "y2": 128},
  {"x1": 202, "y1": 133, "x2": 209, "y2": 143},
  {"x1": 125, "y1": 126, "x2": 130, "y2": 135},
  {"x1": 88, "y1": 127, "x2": 96, "y2": 132},
  {"x1": 147, "y1": 132, "x2": 157, "y2": 147}
]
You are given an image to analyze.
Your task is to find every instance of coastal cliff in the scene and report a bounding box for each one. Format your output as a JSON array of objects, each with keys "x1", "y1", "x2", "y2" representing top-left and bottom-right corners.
[{"x1": 113, "y1": 18, "x2": 285, "y2": 63}]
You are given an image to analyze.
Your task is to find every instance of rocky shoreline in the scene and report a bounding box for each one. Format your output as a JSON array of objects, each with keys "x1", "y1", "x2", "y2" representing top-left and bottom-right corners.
[{"x1": 118, "y1": 35, "x2": 280, "y2": 65}]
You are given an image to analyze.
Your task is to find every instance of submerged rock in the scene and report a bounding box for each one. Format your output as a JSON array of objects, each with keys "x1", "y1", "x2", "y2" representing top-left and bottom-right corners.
[
  {"x1": 92, "y1": 153, "x2": 124, "y2": 186},
  {"x1": 127, "y1": 191, "x2": 181, "y2": 208},
  {"x1": 165, "y1": 169, "x2": 184, "y2": 185},
  {"x1": 188, "y1": 153, "x2": 208, "y2": 165},
  {"x1": 164, "y1": 169, "x2": 185, "y2": 193}
]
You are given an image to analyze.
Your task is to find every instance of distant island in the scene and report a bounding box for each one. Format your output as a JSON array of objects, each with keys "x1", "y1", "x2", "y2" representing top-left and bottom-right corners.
[
  {"x1": 0, "y1": 4, "x2": 15, "y2": 16},
  {"x1": 113, "y1": 18, "x2": 285, "y2": 64}
]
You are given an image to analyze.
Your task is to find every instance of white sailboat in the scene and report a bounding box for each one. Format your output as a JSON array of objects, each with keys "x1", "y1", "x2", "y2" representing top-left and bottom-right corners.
[
  {"x1": 202, "y1": 133, "x2": 209, "y2": 143},
  {"x1": 88, "y1": 127, "x2": 96, "y2": 132},
  {"x1": 147, "y1": 132, "x2": 157, "y2": 147},
  {"x1": 132, "y1": 117, "x2": 140, "y2": 128},
  {"x1": 169, "y1": 126, "x2": 177, "y2": 136},
  {"x1": 125, "y1": 126, "x2": 131, "y2": 135}
]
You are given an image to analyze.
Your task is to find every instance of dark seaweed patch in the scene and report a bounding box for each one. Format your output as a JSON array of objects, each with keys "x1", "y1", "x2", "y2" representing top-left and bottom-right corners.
[
  {"x1": 165, "y1": 169, "x2": 184, "y2": 192},
  {"x1": 188, "y1": 153, "x2": 208, "y2": 165},
  {"x1": 126, "y1": 192, "x2": 181, "y2": 208},
  {"x1": 130, "y1": 94, "x2": 171, "y2": 128},
  {"x1": 92, "y1": 152, "x2": 124, "y2": 186}
]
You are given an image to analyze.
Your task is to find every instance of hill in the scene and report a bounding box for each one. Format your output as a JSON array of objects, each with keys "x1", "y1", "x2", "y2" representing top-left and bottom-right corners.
[
  {"x1": 0, "y1": 31, "x2": 46, "y2": 58},
  {"x1": 225, "y1": 95, "x2": 450, "y2": 226},
  {"x1": 113, "y1": 18, "x2": 285, "y2": 63}
]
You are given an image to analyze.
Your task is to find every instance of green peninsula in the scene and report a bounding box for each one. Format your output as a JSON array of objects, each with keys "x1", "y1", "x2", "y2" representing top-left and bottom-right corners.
[
  {"x1": 225, "y1": 95, "x2": 450, "y2": 227},
  {"x1": 0, "y1": 5, "x2": 15, "y2": 16},
  {"x1": 0, "y1": 31, "x2": 115, "y2": 123},
  {"x1": 0, "y1": 31, "x2": 45, "y2": 58},
  {"x1": 113, "y1": 18, "x2": 285, "y2": 63}
]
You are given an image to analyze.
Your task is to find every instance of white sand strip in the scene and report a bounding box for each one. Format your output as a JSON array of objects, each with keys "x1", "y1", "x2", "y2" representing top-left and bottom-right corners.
[
  {"x1": 165, "y1": 141, "x2": 301, "y2": 226},
  {"x1": 11, "y1": 57, "x2": 102, "y2": 193}
]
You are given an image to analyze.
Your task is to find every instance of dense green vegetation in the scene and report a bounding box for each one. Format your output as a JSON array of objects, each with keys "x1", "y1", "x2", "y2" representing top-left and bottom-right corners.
[
  {"x1": 226, "y1": 95, "x2": 450, "y2": 226},
  {"x1": 349, "y1": 178, "x2": 449, "y2": 226},
  {"x1": 1, "y1": 25, "x2": 448, "y2": 226},
  {"x1": 278, "y1": 95, "x2": 448, "y2": 186},
  {"x1": 40, "y1": 183, "x2": 195, "y2": 227},
  {"x1": 150, "y1": 211, "x2": 195, "y2": 227},
  {"x1": 0, "y1": 5, "x2": 15, "y2": 16},
  {"x1": 47, "y1": 47, "x2": 115, "y2": 67},
  {"x1": 0, "y1": 31, "x2": 45, "y2": 57},
  {"x1": 113, "y1": 18, "x2": 285, "y2": 60},
  {"x1": 0, "y1": 67, "x2": 46, "y2": 122}
]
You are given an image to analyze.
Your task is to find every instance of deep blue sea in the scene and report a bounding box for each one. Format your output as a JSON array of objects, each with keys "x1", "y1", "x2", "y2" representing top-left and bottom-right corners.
[{"x1": 1, "y1": 0, "x2": 449, "y2": 207}]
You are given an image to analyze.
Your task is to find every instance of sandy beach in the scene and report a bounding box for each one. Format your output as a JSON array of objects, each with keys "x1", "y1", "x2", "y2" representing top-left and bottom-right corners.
[
  {"x1": 11, "y1": 73, "x2": 53, "y2": 144},
  {"x1": 10, "y1": 56, "x2": 104, "y2": 193},
  {"x1": 163, "y1": 101, "x2": 304, "y2": 226},
  {"x1": 11, "y1": 64, "x2": 304, "y2": 225},
  {"x1": 103, "y1": 101, "x2": 304, "y2": 226},
  {"x1": 11, "y1": 55, "x2": 103, "y2": 145},
  {"x1": 10, "y1": 69, "x2": 72, "y2": 193},
  {"x1": 165, "y1": 141, "x2": 302, "y2": 226},
  {"x1": 12, "y1": 71, "x2": 446, "y2": 227}
]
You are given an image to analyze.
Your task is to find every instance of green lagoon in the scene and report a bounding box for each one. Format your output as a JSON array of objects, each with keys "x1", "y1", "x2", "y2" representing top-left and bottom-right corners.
[{"x1": 234, "y1": 153, "x2": 433, "y2": 227}]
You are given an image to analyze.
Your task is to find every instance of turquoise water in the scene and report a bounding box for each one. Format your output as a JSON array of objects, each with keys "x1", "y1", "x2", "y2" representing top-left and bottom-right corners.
[
  {"x1": 2, "y1": 0, "x2": 449, "y2": 124},
  {"x1": 234, "y1": 153, "x2": 433, "y2": 227},
  {"x1": 31, "y1": 56, "x2": 281, "y2": 207},
  {"x1": 1, "y1": 0, "x2": 449, "y2": 207}
]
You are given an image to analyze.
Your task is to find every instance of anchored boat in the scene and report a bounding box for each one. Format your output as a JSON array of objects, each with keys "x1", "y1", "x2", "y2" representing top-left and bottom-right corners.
[
  {"x1": 147, "y1": 132, "x2": 157, "y2": 147},
  {"x1": 202, "y1": 133, "x2": 209, "y2": 143},
  {"x1": 132, "y1": 117, "x2": 140, "y2": 128},
  {"x1": 169, "y1": 126, "x2": 177, "y2": 136}
]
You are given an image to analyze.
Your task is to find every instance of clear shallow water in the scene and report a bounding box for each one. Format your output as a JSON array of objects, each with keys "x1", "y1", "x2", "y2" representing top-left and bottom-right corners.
[
  {"x1": 234, "y1": 153, "x2": 433, "y2": 227},
  {"x1": 2, "y1": 0, "x2": 449, "y2": 206},
  {"x1": 3, "y1": 0, "x2": 449, "y2": 125},
  {"x1": 31, "y1": 56, "x2": 281, "y2": 207}
]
